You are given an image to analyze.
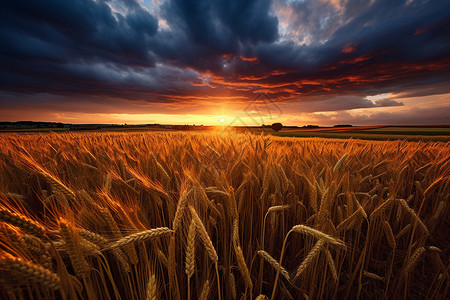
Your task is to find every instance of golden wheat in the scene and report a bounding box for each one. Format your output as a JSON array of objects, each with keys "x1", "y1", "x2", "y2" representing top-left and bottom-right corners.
[{"x1": 0, "y1": 132, "x2": 447, "y2": 299}]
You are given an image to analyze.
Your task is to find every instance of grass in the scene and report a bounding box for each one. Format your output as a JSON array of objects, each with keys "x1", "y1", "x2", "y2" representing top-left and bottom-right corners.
[{"x1": 0, "y1": 131, "x2": 448, "y2": 299}]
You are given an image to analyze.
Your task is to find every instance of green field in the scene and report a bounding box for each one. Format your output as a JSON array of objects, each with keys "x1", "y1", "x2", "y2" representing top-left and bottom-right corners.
[{"x1": 272, "y1": 126, "x2": 450, "y2": 141}]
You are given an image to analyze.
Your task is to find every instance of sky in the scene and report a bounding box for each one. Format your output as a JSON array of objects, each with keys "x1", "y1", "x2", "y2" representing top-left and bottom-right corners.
[{"x1": 1, "y1": 0, "x2": 450, "y2": 126}]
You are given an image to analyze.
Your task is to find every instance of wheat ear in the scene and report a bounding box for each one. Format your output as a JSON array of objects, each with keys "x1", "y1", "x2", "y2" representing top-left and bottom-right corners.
[
  {"x1": 41, "y1": 171, "x2": 76, "y2": 203},
  {"x1": 293, "y1": 240, "x2": 324, "y2": 281},
  {"x1": 185, "y1": 220, "x2": 196, "y2": 279},
  {"x1": 189, "y1": 207, "x2": 218, "y2": 263},
  {"x1": 325, "y1": 249, "x2": 338, "y2": 282},
  {"x1": 145, "y1": 274, "x2": 157, "y2": 300},
  {"x1": 382, "y1": 221, "x2": 396, "y2": 249},
  {"x1": 291, "y1": 225, "x2": 345, "y2": 248},
  {"x1": 370, "y1": 197, "x2": 394, "y2": 218},
  {"x1": 333, "y1": 153, "x2": 348, "y2": 173},
  {"x1": 336, "y1": 207, "x2": 364, "y2": 233},
  {"x1": 173, "y1": 188, "x2": 192, "y2": 231},
  {"x1": 404, "y1": 247, "x2": 425, "y2": 275},
  {"x1": 199, "y1": 280, "x2": 211, "y2": 300},
  {"x1": 107, "y1": 227, "x2": 173, "y2": 249},
  {"x1": 267, "y1": 205, "x2": 290, "y2": 214},
  {"x1": 101, "y1": 207, "x2": 139, "y2": 264},
  {"x1": 363, "y1": 271, "x2": 384, "y2": 281},
  {"x1": 396, "y1": 224, "x2": 412, "y2": 240},
  {"x1": 235, "y1": 245, "x2": 253, "y2": 293},
  {"x1": 257, "y1": 250, "x2": 290, "y2": 281},
  {"x1": 0, "y1": 209, "x2": 45, "y2": 237},
  {"x1": 397, "y1": 199, "x2": 429, "y2": 235},
  {"x1": 0, "y1": 252, "x2": 60, "y2": 290},
  {"x1": 23, "y1": 234, "x2": 52, "y2": 269},
  {"x1": 59, "y1": 219, "x2": 90, "y2": 278},
  {"x1": 229, "y1": 272, "x2": 236, "y2": 300},
  {"x1": 190, "y1": 206, "x2": 221, "y2": 300}
]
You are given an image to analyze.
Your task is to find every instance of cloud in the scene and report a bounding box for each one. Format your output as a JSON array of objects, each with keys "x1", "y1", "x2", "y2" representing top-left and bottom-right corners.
[
  {"x1": 309, "y1": 105, "x2": 450, "y2": 126},
  {"x1": 284, "y1": 95, "x2": 403, "y2": 113},
  {"x1": 0, "y1": 0, "x2": 449, "y2": 123},
  {"x1": 374, "y1": 98, "x2": 404, "y2": 107}
]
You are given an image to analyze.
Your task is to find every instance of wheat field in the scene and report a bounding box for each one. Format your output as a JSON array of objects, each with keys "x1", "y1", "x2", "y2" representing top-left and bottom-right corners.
[{"x1": 0, "y1": 132, "x2": 448, "y2": 299}]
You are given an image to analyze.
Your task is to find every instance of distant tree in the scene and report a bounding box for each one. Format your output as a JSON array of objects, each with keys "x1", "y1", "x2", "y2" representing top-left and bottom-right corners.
[
  {"x1": 333, "y1": 124, "x2": 353, "y2": 127},
  {"x1": 271, "y1": 123, "x2": 283, "y2": 132}
]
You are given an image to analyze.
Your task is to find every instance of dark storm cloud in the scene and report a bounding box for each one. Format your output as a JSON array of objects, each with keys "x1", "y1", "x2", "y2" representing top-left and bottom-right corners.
[
  {"x1": 149, "y1": 0, "x2": 279, "y2": 73},
  {"x1": 0, "y1": 0, "x2": 158, "y2": 66},
  {"x1": 164, "y1": 0, "x2": 278, "y2": 46},
  {"x1": 0, "y1": 0, "x2": 449, "y2": 114},
  {"x1": 255, "y1": 0, "x2": 450, "y2": 72}
]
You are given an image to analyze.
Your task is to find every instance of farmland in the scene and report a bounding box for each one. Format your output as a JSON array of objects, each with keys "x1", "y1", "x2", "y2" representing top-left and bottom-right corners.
[
  {"x1": 273, "y1": 126, "x2": 450, "y2": 141},
  {"x1": 2, "y1": 124, "x2": 449, "y2": 142},
  {"x1": 0, "y1": 132, "x2": 448, "y2": 299}
]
